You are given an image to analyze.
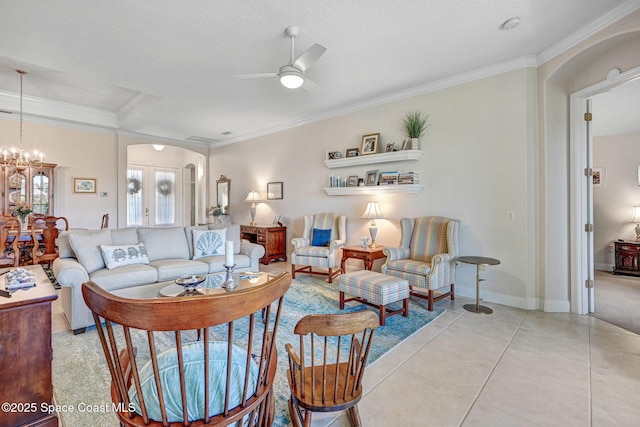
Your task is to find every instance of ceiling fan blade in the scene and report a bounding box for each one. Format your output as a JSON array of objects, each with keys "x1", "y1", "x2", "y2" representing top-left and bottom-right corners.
[
  {"x1": 301, "y1": 77, "x2": 321, "y2": 93},
  {"x1": 292, "y1": 43, "x2": 326, "y2": 72},
  {"x1": 229, "y1": 73, "x2": 278, "y2": 79}
]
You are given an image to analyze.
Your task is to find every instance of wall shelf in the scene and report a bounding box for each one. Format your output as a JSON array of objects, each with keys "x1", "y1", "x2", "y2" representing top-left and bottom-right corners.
[
  {"x1": 324, "y1": 184, "x2": 423, "y2": 196},
  {"x1": 324, "y1": 150, "x2": 423, "y2": 169}
]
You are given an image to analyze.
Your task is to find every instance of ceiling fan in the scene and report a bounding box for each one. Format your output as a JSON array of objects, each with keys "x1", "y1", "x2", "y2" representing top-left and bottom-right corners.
[{"x1": 231, "y1": 26, "x2": 326, "y2": 89}]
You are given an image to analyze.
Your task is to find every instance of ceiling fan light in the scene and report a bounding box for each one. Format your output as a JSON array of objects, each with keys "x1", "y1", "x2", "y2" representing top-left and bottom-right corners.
[{"x1": 280, "y1": 72, "x2": 304, "y2": 89}]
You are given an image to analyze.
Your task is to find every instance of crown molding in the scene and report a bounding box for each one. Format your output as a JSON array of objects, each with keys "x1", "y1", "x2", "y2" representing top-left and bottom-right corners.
[
  {"x1": 217, "y1": 55, "x2": 538, "y2": 147},
  {"x1": 537, "y1": 0, "x2": 640, "y2": 65}
]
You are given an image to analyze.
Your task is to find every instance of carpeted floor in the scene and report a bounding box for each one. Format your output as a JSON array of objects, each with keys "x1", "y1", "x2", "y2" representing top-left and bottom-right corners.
[
  {"x1": 51, "y1": 274, "x2": 444, "y2": 427},
  {"x1": 595, "y1": 270, "x2": 640, "y2": 335}
]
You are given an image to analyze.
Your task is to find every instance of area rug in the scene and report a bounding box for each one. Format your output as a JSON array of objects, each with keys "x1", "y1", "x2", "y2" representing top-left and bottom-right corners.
[
  {"x1": 43, "y1": 264, "x2": 60, "y2": 289},
  {"x1": 51, "y1": 275, "x2": 444, "y2": 426}
]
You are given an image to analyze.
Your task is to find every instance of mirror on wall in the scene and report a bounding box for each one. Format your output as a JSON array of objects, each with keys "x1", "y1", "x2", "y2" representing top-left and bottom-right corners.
[{"x1": 216, "y1": 175, "x2": 230, "y2": 214}]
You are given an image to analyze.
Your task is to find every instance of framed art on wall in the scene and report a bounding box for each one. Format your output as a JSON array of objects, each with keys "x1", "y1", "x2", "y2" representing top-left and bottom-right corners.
[
  {"x1": 73, "y1": 178, "x2": 97, "y2": 193},
  {"x1": 592, "y1": 167, "x2": 604, "y2": 187},
  {"x1": 267, "y1": 181, "x2": 283, "y2": 199}
]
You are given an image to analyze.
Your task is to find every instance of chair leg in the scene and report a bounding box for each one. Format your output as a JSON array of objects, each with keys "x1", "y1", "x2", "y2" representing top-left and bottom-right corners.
[
  {"x1": 288, "y1": 399, "x2": 302, "y2": 427},
  {"x1": 346, "y1": 405, "x2": 362, "y2": 427},
  {"x1": 328, "y1": 267, "x2": 333, "y2": 283},
  {"x1": 291, "y1": 264, "x2": 296, "y2": 279},
  {"x1": 451, "y1": 283, "x2": 455, "y2": 300},
  {"x1": 428, "y1": 290, "x2": 434, "y2": 311}
]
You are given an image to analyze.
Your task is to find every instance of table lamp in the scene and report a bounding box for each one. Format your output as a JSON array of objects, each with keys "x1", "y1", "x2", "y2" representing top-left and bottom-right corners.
[
  {"x1": 632, "y1": 206, "x2": 640, "y2": 241},
  {"x1": 361, "y1": 201, "x2": 384, "y2": 248},
  {"x1": 245, "y1": 190, "x2": 262, "y2": 226}
]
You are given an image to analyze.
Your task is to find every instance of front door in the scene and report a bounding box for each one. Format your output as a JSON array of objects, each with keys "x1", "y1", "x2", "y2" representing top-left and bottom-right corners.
[{"x1": 127, "y1": 165, "x2": 181, "y2": 227}]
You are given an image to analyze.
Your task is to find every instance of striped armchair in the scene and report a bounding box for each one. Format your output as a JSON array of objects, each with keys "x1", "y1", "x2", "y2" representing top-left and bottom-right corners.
[
  {"x1": 291, "y1": 213, "x2": 346, "y2": 283},
  {"x1": 381, "y1": 216, "x2": 460, "y2": 311}
]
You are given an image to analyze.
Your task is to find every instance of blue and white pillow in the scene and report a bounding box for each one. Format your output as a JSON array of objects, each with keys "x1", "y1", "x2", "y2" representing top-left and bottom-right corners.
[
  {"x1": 192, "y1": 228, "x2": 226, "y2": 259},
  {"x1": 100, "y1": 243, "x2": 150, "y2": 270}
]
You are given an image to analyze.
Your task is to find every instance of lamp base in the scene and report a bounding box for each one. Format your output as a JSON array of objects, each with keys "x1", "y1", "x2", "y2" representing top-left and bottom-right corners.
[
  {"x1": 636, "y1": 223, "x2": 640, "y2": 241},
  {"x1": 369, "y1": 226, "x2": 378, "y2": 248},
  {"x1": 250, "y1": 221, "x2": 257, "y2": 226}
]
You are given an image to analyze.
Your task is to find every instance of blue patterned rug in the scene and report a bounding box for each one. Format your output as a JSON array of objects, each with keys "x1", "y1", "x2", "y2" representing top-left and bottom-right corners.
[{"x1": 52, "y1": 275, "x2": 444, "y2": 426}]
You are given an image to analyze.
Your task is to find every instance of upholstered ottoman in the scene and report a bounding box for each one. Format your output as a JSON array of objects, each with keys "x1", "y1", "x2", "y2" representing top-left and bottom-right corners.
[{"x1": 339, "y1": 270, "x2": 410, "y2": 325}]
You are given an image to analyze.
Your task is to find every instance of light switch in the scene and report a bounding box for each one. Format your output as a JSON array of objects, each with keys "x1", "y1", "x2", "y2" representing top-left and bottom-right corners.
[{"x1": 507, "y1": 211, "x2": 515, "y2": 221}]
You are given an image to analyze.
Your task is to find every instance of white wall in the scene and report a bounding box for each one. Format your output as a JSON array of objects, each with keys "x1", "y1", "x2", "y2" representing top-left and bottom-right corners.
[
  {"x1": 210, "y1": 68, "x2": 538, "y2": 308},
  {"x1": 593, "y1": 133, "x2": 640, "y2": 270}
]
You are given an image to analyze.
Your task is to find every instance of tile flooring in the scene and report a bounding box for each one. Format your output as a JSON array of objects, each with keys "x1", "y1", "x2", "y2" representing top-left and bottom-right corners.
[{"x1": 51, "y1": 262, "x2": 640, "y2": 426}]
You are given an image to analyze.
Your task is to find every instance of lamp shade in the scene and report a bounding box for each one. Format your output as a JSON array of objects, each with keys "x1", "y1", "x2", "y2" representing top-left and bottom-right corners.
[
  {"x1": 361, "y1": 201, "x2": 384, "y2": 219},
  {"x1": 244, "y1": 190, "x2": 262, "y2": 203},
  {"x1": 632, "y1": 206, "x2": 640, "y2": 223}
]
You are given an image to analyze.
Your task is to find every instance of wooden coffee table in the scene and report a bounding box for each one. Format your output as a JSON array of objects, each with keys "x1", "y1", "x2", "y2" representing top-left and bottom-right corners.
[
  {"x1": 341, "y1": 245, "x2": 387, "y2": 273},
  {"x1": 158, "y1": 271, "x2": 272, "y2": 297}
]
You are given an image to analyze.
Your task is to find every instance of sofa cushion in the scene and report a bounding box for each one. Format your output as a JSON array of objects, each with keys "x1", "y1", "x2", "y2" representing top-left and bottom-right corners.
[
  {"x1": 68, "y1": 229, "x2": 112, "y2": 274},
  {"x1": 137, "y1": 227, "x2": 190, "y2": 262},
  {"x1": 385, "y1": 259, "x2": 432, "y2": 276},
  {"x1": 208, "y1": 223, "x2": 241, "y2": 254},
  {"x1": 192, "y1": 229, "x2": 226, "y2": 259},
  {"x1": 150, "y1": 259, "x2": 209, "y2": 282},
  {"x1": 100, "y1": 243, "x2": 150, "y2": 270},
  {"x1": 295, "y1": 246, "x2": 330, "y2": 257},
  {"x1": 129, "y1": 341, "x2": 258, "y2": 423},
  {"x1": 198, "y1": 254, "x2": 251, "y2": 273},
  {"x1": 57, "y1": 231, "x2": 75, "y2": 259},
  {"x1": 111, "y1": 227, "x2": 139, "y2": 245},
  {"x1": 89, "y1": 263, "x2": 158, "y2": 292}
]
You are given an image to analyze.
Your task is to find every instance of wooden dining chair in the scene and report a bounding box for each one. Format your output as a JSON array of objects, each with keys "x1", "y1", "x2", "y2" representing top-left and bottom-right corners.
[
  {"x1": 100, "y1": 213, "x2": 109, "y2": 229},
  {"x1": 31, "y1": 216, "x2": 69, "y2": 266},
  {"x1": 0, "y1": 216, "x2": 21, "y2": 267},
  {"x1": 82, "y1": 271, "x2": 292, "y2": 427},
  {"x1": 286, "y1": 310, "x2": 379, "y2": 427}
]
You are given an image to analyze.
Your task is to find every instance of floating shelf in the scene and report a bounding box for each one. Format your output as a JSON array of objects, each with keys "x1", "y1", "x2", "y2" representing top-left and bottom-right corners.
[
  {"x1": 324, "y1": 184, "x2": 423, "y2": 196},
  {"x1": 324, "y1": 150, "x2": 423, "y2": 169}
]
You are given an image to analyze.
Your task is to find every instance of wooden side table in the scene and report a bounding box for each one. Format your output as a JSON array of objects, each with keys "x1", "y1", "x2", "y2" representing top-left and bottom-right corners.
[
  {"x1": 458, "y1": 256, "x2": 500, "y2": 314},
  {"x1": 0, "y1": 265, "x2": 59, "y2": 426},
  {"x1": 341, "y1": 245, "x2": 387, "y2": 273},
  {"x1": 240, "y1": 224, "x2": 287, "y2": 265}
]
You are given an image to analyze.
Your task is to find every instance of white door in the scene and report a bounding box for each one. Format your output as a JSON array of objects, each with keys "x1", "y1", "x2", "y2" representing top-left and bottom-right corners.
[
  {"x1": 584, "y1": 99, "x2": 595, "y2": 314},
  {"x1": 127, "y1": 166, "x2": 181, "y2": 227}
]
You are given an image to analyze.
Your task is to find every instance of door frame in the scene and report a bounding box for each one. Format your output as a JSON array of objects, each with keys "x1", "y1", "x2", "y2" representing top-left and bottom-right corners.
[{"x1": 570, "y1": 66, "x2": 640, "y2": 314}]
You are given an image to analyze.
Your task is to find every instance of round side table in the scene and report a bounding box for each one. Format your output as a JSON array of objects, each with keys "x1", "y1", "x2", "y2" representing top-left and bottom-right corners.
[{"x1": 458, "y1": 256, "x2": 501, "y2": 314}]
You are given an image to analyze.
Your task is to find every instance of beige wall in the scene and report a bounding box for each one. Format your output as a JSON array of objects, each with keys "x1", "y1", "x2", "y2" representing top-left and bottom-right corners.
[{"x1": 210, "y1": 67, "x2": 538, "y2": 308}]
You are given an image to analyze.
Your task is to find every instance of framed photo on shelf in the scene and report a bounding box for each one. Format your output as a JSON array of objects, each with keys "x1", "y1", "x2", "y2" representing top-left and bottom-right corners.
[
  {"x1": 346, "y1": 147, "x2": 360, "y2": 157},
  {"x1": 273, "y1": 214, "x2": 282, "y2": 225},
  {"x1": 326, "y1": 149, "x2": 344, "y2": 160},
  {"x1": 73, "y1": 177, "x2": 97, "y2": 194},
  {"x1": 361, "y1": 133, "x2": 380, "y2": 155},
  {"x1": 400, "y1": 138, "x2": 409, "y2": 150},
  {"x1": 348, "y1": 175, "x2": 359, "y2": 187},
  {"x1": 384, "y1": 142, "x2": 395, "y2": 152},
  {"x1": 267, "y1": 181, "x2": 283, "y2": 199},
  {"x1": 365, "y1": 170, "x2": 379, "y2": 186}
]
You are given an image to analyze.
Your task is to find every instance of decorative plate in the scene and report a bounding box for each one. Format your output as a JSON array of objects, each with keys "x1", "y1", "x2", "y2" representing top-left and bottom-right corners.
[
  {"x1": 175, "y1": 275, "x2": 205, "y2": 286},
  {"x1": 8, "y1": 191, "x2": 20, "y2": 204}
]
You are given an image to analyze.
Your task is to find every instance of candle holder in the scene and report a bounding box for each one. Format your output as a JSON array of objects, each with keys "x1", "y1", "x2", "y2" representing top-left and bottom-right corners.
[{"x1": 222, "y1": 264, "x2": 236, "y2": 290}]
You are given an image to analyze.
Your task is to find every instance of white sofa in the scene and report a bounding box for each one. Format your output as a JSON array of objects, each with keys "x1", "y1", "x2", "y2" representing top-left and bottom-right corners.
[{"x1": 53, "y1": 223, "x2": 265, "y2": 334}]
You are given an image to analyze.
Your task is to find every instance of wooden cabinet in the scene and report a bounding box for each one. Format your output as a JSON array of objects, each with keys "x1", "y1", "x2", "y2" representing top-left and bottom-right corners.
[
  {"x1": 0, "y1": 266, "x2": 58, "y2": 427},
  {"x1": 613, "y1": 241, "x2": 640, "y2": 276},
  {"x1": 240, "y1": 225, "x2": 287, "y2": 265},
  {"x1": 1, "y1": 163, "x2": 56, "y2": 217}
]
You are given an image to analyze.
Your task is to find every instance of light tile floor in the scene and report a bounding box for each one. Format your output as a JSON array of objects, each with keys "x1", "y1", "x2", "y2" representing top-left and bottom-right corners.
[{"x1": 52, "y1": 262, "x2": 640, "y2": 426}]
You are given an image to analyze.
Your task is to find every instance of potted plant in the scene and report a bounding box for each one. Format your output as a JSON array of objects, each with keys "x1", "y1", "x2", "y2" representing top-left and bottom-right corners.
[
  {"x1": 403, "y1": 110, "x2": 430, "y2": 150},
  {"x1": 208, "y1": 204, "x2": 224, "y2": 223}
]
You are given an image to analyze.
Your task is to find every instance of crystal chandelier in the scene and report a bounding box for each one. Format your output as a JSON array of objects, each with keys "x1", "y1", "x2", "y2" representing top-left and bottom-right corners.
[{"x1": 1, "y1": 70, "x2": 44, "y2": 168}]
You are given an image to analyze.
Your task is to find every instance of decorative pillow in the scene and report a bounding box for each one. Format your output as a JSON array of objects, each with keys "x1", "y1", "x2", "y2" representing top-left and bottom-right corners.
[
  {"x1": 192, "y1": 228, "x2": 226, "y2": 259},
  {"x1": 311, "y1": 228, "x2": 331, "y2": 247},
  {"x1": 129, "y1": 341, "x2": 258, "y2": 423},
  {"x1": 100, "y1": 243, "x2": 150, "y2": 270}
]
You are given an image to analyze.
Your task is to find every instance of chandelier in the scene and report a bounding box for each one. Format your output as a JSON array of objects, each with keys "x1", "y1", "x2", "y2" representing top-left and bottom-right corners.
[{"x1": 1, "y1": 70, "x2": 44, "y2": 168}]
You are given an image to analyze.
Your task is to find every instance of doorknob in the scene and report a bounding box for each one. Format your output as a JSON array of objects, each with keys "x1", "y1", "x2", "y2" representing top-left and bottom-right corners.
[{"x1": 145, "y1": 208, "x2": 149, "y2": 216}]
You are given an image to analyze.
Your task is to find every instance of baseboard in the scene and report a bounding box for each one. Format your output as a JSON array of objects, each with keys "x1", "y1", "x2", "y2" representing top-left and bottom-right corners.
[
  {"x1": 455, "y1": 287, "x2": 539, "y2": 310},
  {"x1": 595, "y1": 263, "x2": 614, "y2": 272},
  {"x1": 542, "y1": 299, "x2": 571, "y2": 312}
]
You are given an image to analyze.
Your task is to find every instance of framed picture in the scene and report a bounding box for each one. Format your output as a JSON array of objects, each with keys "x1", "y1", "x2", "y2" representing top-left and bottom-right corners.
[
  {"x1": 267, "y1": 181, "x2": 283, "y2": 199},
  {"x1": 365, "y1": 170, "x2": 379, "y2": 186},
  {"x1": 361, "y1": 133, "x2": 380, "y2": 155},
  {"x1": 73, "y1": 177, "x2": 97, "y2": 193},
  {"x1": 346, "y1": 148, "x2": 360, "y2": 157},
  {"x1": 384, "y1": 142, "x2": 395, "y2": 152},
  {"x1": 400, "y1": 138, "x2": 409, "y2": 150},
  {"x1": 348, "y1": 175, "x2": 358, "y2": 187},
  {"x1": 326, "y1": 149, "x2": 344, "y2": 160},
  {"x1": 592, "y1": 167, "x2": 604, "y2": 188},
  {"x1": 273, "y1": 214, "x2": 282, "y2": 225}
]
